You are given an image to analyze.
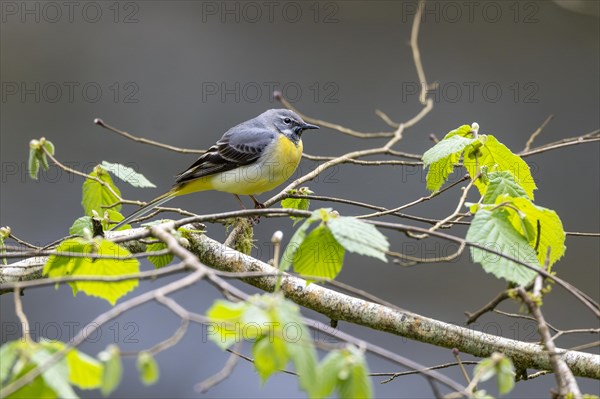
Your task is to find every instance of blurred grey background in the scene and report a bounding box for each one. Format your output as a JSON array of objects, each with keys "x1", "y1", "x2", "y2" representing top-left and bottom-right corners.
[{"x1": 1, "y1": 1, "x2": 599, "y2": 397}]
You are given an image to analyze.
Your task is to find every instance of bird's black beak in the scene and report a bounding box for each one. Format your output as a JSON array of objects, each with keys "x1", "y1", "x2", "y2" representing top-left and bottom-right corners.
[{"x1": 300, "y1": 122, "x2": 320, "y2": 131}]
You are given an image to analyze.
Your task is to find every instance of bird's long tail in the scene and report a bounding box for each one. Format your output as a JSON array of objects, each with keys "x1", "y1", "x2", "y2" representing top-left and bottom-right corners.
[{"x1": 110, "y1": 190, "x2": 177, "y2": 231}]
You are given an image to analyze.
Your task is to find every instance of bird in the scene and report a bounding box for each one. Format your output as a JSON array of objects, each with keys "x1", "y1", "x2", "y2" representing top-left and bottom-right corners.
[{"x1": 110, "y1": 109, "x2": 319, "y2": 230}]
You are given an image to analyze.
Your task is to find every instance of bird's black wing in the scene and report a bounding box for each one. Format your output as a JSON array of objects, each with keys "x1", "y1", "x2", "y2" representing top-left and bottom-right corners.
[{"x1": 174, "y1": 125, "x2": 275, "y2": 185}]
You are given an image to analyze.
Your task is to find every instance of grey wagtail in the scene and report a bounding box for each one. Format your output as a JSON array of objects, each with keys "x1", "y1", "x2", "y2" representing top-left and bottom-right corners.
[{"x1": 111, "y1": 109, "x2": 319, "y2": 230}]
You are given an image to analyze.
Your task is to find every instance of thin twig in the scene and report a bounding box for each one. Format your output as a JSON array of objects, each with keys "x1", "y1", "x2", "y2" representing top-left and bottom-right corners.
[
  {"x1": 523, "y1": 114, "x2": 553, "y2": 152},
  {"x1": 95, "y1": 118, "x2": 205, "y2": 154},
  {"x1": 374, "y1": 361, "x2": 479, "y2": 384},
  {"x1": 14, "y1": 289, "x2": 31, "y2": 343},
  {"x1": 517, "y1": 284, "x2": 582, "y2": 398},
  {"x1": 195, "y1": 343, "x2": 243, "y2": 392}
]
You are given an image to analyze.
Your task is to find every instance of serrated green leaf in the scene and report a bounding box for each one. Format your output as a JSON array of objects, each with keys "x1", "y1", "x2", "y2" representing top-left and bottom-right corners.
[
  {"x1": 98, "y1": 345, "x2": 122, "y2": 396},
  {"x1": 44, "y1": 238, "x2": 89, "y2": 276},
  {"x1": 69, "y1": 217, "x2": 93, "y2": 236},
  {"x1": 137, "y1": 352, "x2": 159, "y2": 386},
  {"x1": 28, "y1": 147, "x2": 40, "y2": 180},
  {"x1": 425, "y1": 151, "x2": 461, "y2": 192},
  {"x1": 101, "y1": 161, "x2": 156, "y2": 188},
  {"x1": 422, "y1": 134, "x2": 475, "y2": 165},
  {"x1": 146, "y1": 242, "x2": 173, "y2": 268},
  {"x1": 293, "y1": 225, "x2": 345, "y2": 280},
  {"x1": 466, "y1": 209, "x2": 540, "y2": 285},
  {"x1": 253, "y1": 336, "x2": 289, "y2": 382},
  {"x1": 422, "y1": 131, "x2": 475, "y2": 192},
  {"x1": 327, "y1": 217, "x2": 389, "y2": 262},
  {"x1": 44, "y1": 237, "x2": 139, "y2": 305},
  {"x1": 464, "y1": 135, "x2": 536, "y2": 199},
  {"x1": 446, "y1": 124, "x2": 474, "y2": 139},
  {"x1": 482, "y1": 171, "x2": 529, "y2": 204},
  {"x1": 499, "y1": 196, "x2": 566, "y2": 267},
  {"x1": 67, "y1": 349, "x2": 103, "y2": 389},
  {"x1": 82, "y1": 166, "x2": 122, "y2": 216}
]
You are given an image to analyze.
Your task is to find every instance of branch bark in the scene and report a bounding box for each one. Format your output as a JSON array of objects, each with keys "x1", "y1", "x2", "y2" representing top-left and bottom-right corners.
[
  {"x1": 181, "y1": 226, "x2": 599, "y2": 380},
  {"x1": 2, "y1": 226, "x2": 599, "y2": 380}
]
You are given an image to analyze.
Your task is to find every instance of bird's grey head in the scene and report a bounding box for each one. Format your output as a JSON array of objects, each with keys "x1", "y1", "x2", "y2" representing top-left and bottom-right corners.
[{"x1": 259, "y1": 109, "x2": 319, "y2": 140}]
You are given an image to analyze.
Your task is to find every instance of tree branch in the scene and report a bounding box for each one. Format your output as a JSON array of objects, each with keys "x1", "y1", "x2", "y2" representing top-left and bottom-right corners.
[{"x1": 182, "y1": 227, "x2": 599, "y2": 379}]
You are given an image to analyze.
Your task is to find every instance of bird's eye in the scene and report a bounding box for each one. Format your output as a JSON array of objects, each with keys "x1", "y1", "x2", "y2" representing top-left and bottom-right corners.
[{"x1": 283, "y1": 118, "x2": 291, "y2": 124}]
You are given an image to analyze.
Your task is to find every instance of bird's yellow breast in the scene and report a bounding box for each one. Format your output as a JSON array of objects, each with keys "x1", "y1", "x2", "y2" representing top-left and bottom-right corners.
[{"x1": 206, "y1": 134, "x2": 303, "y2": 195}]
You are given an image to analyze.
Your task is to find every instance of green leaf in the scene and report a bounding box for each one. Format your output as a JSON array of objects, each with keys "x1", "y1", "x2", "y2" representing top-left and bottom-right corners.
[
  {"x1": 318, "y1": 346, "x2": 373, "y2": 399},
  {"x1": 69, "y1": 217, "x2": 93, "y2": 236},
  {"x1": 206, "y1": 294, "x2": 319, "y2": 397},
  {"x1": 327, "y1": 217, "x2": 389, "y2": 262},
  {"x1": 98, "y1": 345, "x2": 122, "y2": 396},
  {"x1": 280, "y1": 210, "x2": 324, "y2": 271},
  {"x1": 282, "y1": 187, "x2": 313, "y2": 223},
  {"x1": 315, "y1": 350, "x2": 346, "y2": 397},
  {"x1": 0, "y1": 227, "x2": 8, "y2": 265},
  {"x1": 101, "y1": 161, "x2": 156, "y2": 188},
  {"x1": 82, "y1": 165, "x2": 122, "y2": 216},
  {"x1": 474, "y1": 353, "x2": 515, "y2": 395},
  {"x1": 497, "y1": 357, "x2": 516, "y2": 394},
  {"x1": 137, "y1": 352, "x2": 159, "y2": 386},
  {"x1": 422, "y1": 134, "x2": 475, "y2": 165},
  {"x1": 102, "y1": 209, "x2": 130, "y2": 231},
  {"x1": 422, "y1": 132, "x2": 475, "y2": 192},
  {"x1": 293, "y1": 225, "x2": 345, "y2": 280},
  {"x1": 463, "y1": 135, "x2": 536, "y2": 199},
  {"x1": 66, "y1": 349, "x2": 103, "y2": 390},
  {"x1": 482, "y1": 171, "x2": 529, "y2": 204},
  {"x1": 425, "y1": 151, "x2": 462, "y2": 192},
  {"x1": 446, "y1": 124, "x2": 474, "y2": 139},
  {"x1": 500, "y1": 196, "x2": 566, "y2": 268},
  {"x1": 7, "y1": 358, "x2": 59, "y2": 399},
  {"x1": 42, "y1": 139, "x2": 55, "y2": 156},
  {"x1": 286, "y1": 340, "x2": 319, "y2": 398},
  {"x1": 146, "y1": 242, "x2": 173, "y2": 268},
  {"x1": 205, "y1": 300, "x2": 248, "y2": 350},
  {"x1": 31, "y1": 344, "x2": 78, "y2": 399},
  {"x1": 272, "y1": 298, "x2": 319, "y2": 397},
  {"x1": 253, "y1": 336, "x2": 289, "y2": 382},
  {"x1": 0, "y1": 341, "x2": 20, "y2": 386},
  {"x1": 338, "y1": 355, "x2": 372, "y2": 399},
  {"x1": 466, "y1": 209, "x2": 539, "y2": 285},
  {"x1": 44, "y1": 237, "x2": 140, "y2": 305},
  {"x1": 27, "y1": 138, "x2": 54, "y2": 180},
  {"x1": 28, "y1": 147, "x2": 40, "y2": 180}
]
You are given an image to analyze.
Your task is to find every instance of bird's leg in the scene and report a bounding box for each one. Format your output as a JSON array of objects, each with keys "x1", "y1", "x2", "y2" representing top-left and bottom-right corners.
[
  {"x1": 249, "y1": 195, "x2": 265, "y2": 209},
  {"x1": 233, "y1": 194, "x2": 247, "y2": 209},
  {"x1": 249, "y1": 195, "x2": 265, "y2": 225}
]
